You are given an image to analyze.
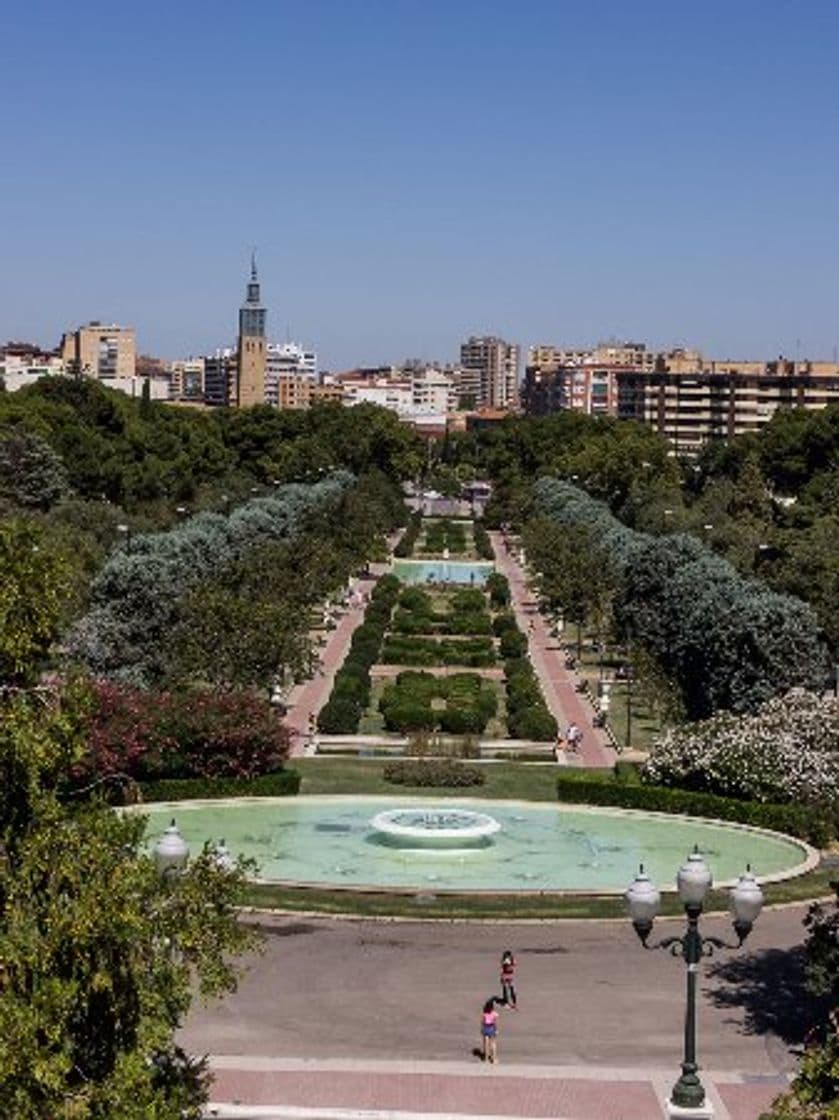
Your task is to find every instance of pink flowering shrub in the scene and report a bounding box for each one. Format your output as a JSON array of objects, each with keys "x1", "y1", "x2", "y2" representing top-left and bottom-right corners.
[{"x1": 79, "y1": 679, "x2": 291, "y2": 782}]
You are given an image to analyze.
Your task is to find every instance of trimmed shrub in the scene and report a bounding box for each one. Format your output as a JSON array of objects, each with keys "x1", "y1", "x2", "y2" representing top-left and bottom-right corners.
[
  {"x1": 555, "y1": 774, "x2": 832, "y2": 846},
  {"x1": 473, "y1": 521, "x2": 494, "y2": 560},
  {"x1": 380, "y1": 635, "x2": 496, "y2": 667},
  {"x1": 508, "y1": 707, "x2": 558, "y2": 742},
  {"x1": 499, "y1": 629, "x2": 528, "y2": 659},
  {"x1": 383, "y1": 758, "x2": 485, "y2": 787},
  {"x1": 486, "y1": 572, "x2": 510, "y2": 607},
  {"x1": 493, "y1": 611, "x2": 517, "y2": 637},
  {"x1": 317, "y1": 696, "x2": 362, "y2": 734},
  {"x1": 393, "y1": 511, "x2": 422, "y2": 558}
]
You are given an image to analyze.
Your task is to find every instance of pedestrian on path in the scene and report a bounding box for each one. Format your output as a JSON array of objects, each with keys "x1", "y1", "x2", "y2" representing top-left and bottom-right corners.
[
  {"x1": 500, "y1": 950, "x2": 517, "y2": 1009},
  {"x1": 566, "y1": 722, "x2": 583, "y2": 753},
  {"x1": 480, "y1": 998, "x2": 499, "y2": 1063}
]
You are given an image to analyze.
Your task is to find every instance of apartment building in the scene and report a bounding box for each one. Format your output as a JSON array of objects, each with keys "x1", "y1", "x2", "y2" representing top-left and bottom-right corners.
[
  {"x1": 522, "y1": 341, "x2": 650, "y2": 417},
  {"x1": 60, "y1": 322, "x2": 136, "y2": 378},
  {"x1": 168, "y1": 358, "x2": 205, "y2": 402},
  {"x1": 618, "y1": 358, "x2": 839, "y2": 454},
  {"x1": 265, "y1": 342, "x2": 317, "y2": 409},
  {"x1": 459, "y1": 336, "x2": 519, "y2": 410}
]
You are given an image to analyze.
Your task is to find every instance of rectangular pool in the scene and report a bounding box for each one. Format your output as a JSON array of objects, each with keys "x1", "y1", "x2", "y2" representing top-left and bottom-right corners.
[{"x1": 391, "y1": 560, "x2": 495, "y2": 585}]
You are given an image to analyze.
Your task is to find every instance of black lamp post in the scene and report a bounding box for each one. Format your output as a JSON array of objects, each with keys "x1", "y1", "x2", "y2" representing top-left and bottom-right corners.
[{"x1": 625, "y1": 851, "x2": 764, "y2": 1115}]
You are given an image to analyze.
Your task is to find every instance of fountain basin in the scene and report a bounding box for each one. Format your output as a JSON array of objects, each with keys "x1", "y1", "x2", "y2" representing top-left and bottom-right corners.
[{"x1": 135, "y1": 796, "x2": 817, "y2": 894}]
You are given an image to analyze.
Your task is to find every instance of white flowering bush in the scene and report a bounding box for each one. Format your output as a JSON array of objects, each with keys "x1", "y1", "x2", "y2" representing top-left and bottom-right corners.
[{"x1": 643, "y1": 690, "x2": 839, "y2": 809}]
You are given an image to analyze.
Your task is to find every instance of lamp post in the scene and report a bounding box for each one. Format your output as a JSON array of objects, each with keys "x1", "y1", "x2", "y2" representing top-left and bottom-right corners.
[
  {"x1": 153, "y1": 819, "x2": 189, "y2": 882},
  {"x1": 625, "y1": 852, "x2": 764, "y2": 1117},
  {"x1": 116, "y1": 523, "x2": 132, "y2": 553},
  {"x1": 624, "y1": 661, "x2": 633, "y2": 751}
]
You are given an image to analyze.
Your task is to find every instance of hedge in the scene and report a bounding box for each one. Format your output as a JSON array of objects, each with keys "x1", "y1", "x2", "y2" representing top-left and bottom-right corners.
[
  {"x1": 139, "y1": 769, "x2": 301, "y2": 802},
  {"x1": 317, "y1": 574, "x2": 400, "y2": 733},
  {"x1": 379, "y1": 670, "x2": 497, "y2": 733},
  {"x1": 383, "y1": 758, "x2": 485, "y2": 787},
  {"x1": 486, "y1": 572, "x2": 510, "y2": 607},
  {"x1": 380, "y1": 634, "x2": 496, "y2": 667},
  {"x1": 473, "y1": 521, "x2": 494, "y2": 560},
  {"x1": 555, "y1": 774, "x2": 832, "y2": 846},
  {"x1": 393, "y1": 511, "x2": 422, "y2": 558}
]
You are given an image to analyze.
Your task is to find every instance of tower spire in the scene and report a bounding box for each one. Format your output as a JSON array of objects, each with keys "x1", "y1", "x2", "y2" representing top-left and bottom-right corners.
[{"x1": 250, "y1": 247, "x2": 258, "y2": 282}]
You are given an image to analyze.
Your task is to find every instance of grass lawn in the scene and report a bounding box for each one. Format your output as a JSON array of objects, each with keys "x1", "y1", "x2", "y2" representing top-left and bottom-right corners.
[
  {"x1": 293, "y1": 756, "x2": 560, "y2": 800},
  {"x1": 244, "y1": 866, "x2": 837, "y2": 921}
]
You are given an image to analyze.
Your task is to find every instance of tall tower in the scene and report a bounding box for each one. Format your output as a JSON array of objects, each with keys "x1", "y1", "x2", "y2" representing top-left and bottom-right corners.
[{"x1": 236, "y1": 252, "x2": 267, "y2": 406}]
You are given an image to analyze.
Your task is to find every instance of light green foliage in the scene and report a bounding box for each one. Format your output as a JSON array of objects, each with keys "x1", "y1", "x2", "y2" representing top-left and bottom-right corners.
[
  {"x1": 0, "y1": 636, "x2": 256, "y2": 1117},
  {"x1": 0, "y1": 427, "x2": 70, "y2": 510},
  {"x1": 0, "y1": 520, "x2": 76, "y2": 686}
]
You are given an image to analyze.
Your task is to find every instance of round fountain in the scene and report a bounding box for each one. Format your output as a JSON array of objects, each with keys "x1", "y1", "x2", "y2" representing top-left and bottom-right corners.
[{"x1": 370, "y1": 806, "x2": 501, "y2": 849}]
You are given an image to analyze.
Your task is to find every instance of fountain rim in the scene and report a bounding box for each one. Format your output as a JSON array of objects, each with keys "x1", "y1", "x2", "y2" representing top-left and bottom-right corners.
[
  {"x1": 370, "y1": 805, "x2": 501, "y2": 841},
  {"x1": 126, "y1": 793, "x2": 820, "y2": 893}
]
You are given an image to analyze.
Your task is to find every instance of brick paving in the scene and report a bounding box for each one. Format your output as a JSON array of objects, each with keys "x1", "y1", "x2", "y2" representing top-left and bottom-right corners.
[
  {"x1": 205, "y1": 1060, "x2": 785, "y2": 1119},
  {"x1": 489, "y1": 533, "x2": 616, "y2": 769}
]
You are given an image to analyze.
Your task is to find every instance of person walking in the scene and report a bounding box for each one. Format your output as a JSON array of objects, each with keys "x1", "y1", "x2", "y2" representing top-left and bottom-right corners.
[
  {"x1": 500, "y1": 950, "x2": 517, "y2": 1009},
  {"x1": 480, "y1": 998, "x2": 499, "y2": 1063},
  {"x1": 566, "y1": 722, "x2": 583, "y2": 753}
]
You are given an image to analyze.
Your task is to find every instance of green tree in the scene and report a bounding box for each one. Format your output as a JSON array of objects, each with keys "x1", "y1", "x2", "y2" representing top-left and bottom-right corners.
[
  {"x1": 0, "y1": 527, "x2": 256, "y2": 1118},
  {"x1": 0, "y1": 428, "x2": 70, "y2": 510}
]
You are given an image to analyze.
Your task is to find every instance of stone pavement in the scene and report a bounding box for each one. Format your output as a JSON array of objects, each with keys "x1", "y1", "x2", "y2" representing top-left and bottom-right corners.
[
  {"x1": 185, "y1": 908, "x2": 808, "y2": 1120},
  {"x1": 489, "y1": 533, "x2": 616, "y2": 769}
]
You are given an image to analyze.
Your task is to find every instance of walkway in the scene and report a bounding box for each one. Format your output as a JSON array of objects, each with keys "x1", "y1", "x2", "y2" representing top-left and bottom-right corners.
[
  {"x1": 284, "y1": 544, "x2": 400, "y2": 753},
  {"x1": 490, "y1": 534, "x2": 616, "y2": 769},
  {"x1": 186, "y1": 906, "x2": 807, "y2": 1120},
  {"x1": 205, "y1": 1057, "x2": 784, "y2": 1120}
]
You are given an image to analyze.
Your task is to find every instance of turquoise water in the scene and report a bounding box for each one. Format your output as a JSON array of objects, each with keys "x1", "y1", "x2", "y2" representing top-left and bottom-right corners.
[
  {"x1": 138, "y1": 796, "x2": 808, "y2": 892},
  {"x1": 392, "y1": 560, "x2": 495, "y2": 585}
]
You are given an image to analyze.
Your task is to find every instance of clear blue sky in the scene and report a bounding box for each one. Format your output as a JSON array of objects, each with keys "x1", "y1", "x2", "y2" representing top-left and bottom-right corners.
[{"x1": 2, "y1": 0, "x2": 838, "y2": 368}]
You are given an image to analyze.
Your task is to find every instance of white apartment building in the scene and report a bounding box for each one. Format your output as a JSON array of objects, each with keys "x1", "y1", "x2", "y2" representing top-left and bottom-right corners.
[{"x1": 410, "y1": 366, "x2": 457, "y2": 414}]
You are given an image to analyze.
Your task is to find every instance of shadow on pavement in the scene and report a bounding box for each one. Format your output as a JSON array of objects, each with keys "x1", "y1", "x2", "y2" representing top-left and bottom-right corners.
[{"x1": 706, "y1": 945, "x2": 824, "y2": 1045}]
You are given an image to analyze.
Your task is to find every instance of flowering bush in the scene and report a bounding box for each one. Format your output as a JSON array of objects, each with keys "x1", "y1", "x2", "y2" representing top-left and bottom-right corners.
[
  {"x1": 643, "y1": 690, "x2": 839, "y2": 810},
  {"x1": 79, "y1": 679, "x2": 292, "y2": 783}
]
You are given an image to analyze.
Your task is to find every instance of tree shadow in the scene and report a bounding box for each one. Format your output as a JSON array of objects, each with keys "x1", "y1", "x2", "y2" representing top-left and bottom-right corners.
[{"x1": 706, "y1": 945, "x2": 827, "y2": 1045}]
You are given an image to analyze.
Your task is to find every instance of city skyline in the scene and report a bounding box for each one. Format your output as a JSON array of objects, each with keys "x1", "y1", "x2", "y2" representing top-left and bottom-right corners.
[{"x1": 2, "y1": 0, "x2": 839, "y2": 367}]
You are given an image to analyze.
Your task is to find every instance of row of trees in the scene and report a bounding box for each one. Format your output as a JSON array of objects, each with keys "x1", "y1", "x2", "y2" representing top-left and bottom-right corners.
[
  {"x1": 0, "y1": 377, "x2": 424, "y2": 515},
  {"x1": 528, "y1": 479, "x2": 829, "y2": 720}
]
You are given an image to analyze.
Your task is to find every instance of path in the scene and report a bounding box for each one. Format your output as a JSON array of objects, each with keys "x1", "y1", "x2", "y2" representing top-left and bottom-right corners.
[
  {"x1": 490, "y1": 533, "x2": 616, "y2": 769},
  {"x1": 184, "y1": 906, "x2": 807, "y2": 1120},
  {"x1": 284, "y1": 541, "x2": 401, "y2": 754}
]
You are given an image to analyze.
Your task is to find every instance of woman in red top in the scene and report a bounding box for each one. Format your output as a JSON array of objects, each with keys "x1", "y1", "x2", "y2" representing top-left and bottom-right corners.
[{"x1": 500, "y1": 950, "x2": 517, "y2": 1009}]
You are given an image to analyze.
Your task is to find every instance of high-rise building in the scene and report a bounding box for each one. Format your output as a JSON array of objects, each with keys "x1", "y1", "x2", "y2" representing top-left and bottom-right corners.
[
  {"x1": 459, "y1": 336, "x2": 519, "y2": 410},
  {"x1": 235, "y1": 255, "x2": 267, "y2": 407},
  {"x1": 265, "y1": 342, "x2": 317, "y2": 408},
  {"x1": 618, "y1": 357, "x2": 839, "y2": 454},
  {"x1": 60, "y1": 322, "x2": 136, "y2": 378}
]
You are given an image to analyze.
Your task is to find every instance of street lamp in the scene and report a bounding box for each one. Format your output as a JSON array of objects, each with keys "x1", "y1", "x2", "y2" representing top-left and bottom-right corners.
[
  {"x1": 625, "y1": 852, "x2": 764, "y2": 1117},
  {"x1": 213, "y1": 839, "x2": 235, "y2": 872},
  {"x1": 117, "y1": 523, "x2": 132, "y2": 553},
  {"x1": 153, "y1": 819, "x2": 189, "y2": 881}
]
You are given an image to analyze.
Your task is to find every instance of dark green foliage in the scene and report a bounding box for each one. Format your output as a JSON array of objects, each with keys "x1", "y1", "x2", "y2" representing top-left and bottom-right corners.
[
  {"x1": 390, "y1": 585, "x2": 493, "y2": 636},
  {"x1": 317, "y1": 575, "x2": 400, "y2": 733},
  {"x1": 379, "y1": 670, "x2": 497, "y2": 734},
  {"x1": 394, "y1": 510, "x2": 422, "y2": 557},
  {"x1": 473, "y1": 521, "x2": 494, "y2": 560},
  {"x1": 0, "y1": 428, "x2": 70, "y2": 510},
  {"x1": 380, "y1": 634, "x2": 496, "y2": 667},
  {"x1": 492, "y1": 611, "x2": 517, "y2": 637},
  {"x1": 139, "y1": 770, "x2": 300, "y2": 802},
  {"x1": 421, "y1": 518, "x2": 468, "y2": 554},
  {"x1": 383, "y1": 758, "x2": 485, "y2": 787},
  {"x1": 503, "y1": 646, "x2": 557, "y2": 741},
  {"x1": 554, "y1": 773, "x2": 832, "y2": 845},
  {"x1": 499, "y1": 628, "x2": 528, "y2": 659},
  {"x1": 485, "y1": 571, "x2": 510, "y2": 607}
]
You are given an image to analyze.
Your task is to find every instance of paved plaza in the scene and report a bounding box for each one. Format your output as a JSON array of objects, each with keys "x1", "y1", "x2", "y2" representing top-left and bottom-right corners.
[{"x1": 186, "y1": 905, "x2": 813, "y2": 1119}]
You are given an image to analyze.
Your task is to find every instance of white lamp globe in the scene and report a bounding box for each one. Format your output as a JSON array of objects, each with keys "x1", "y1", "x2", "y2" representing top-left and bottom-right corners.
[
  {"x1": 154, "y1": 819, "x2": 189, "y2": 878},
  {"x1": 214, "y1": 839, "x2": 235, "y2": 872},
  {"x1": 729, "y1": 865, "x2": 764, "y2": 929},
  {"x1": 677, "y1": 848, "x2": 712, "y2": 907},
  {"x1": 625, "y1": 864, "x2": 661, "y2": 926}
]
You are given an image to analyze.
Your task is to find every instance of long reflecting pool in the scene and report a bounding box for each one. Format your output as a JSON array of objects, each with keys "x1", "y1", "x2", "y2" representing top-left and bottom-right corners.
[
  {"x1": 391, "y1": 560, "x2": 495, "y2": 585},
  {"x1": 138, "y1": 796, "x2": 813, "y2": 893}
]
